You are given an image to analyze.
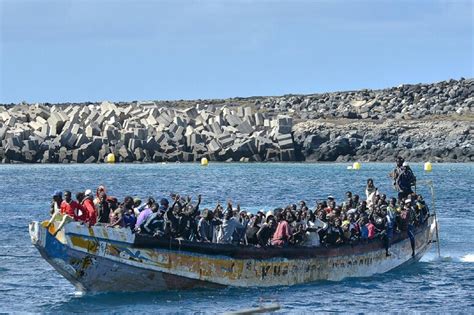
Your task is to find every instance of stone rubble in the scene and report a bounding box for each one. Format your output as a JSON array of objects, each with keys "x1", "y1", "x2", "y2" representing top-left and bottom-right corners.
[{"x1": 0, "y1": 78, "x2": 473, "y2": 163}]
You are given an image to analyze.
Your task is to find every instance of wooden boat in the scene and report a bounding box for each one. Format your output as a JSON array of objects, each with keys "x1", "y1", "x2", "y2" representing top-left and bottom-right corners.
[{"x1": 29, "y1": 215, "x2": 438, "y2": 292}]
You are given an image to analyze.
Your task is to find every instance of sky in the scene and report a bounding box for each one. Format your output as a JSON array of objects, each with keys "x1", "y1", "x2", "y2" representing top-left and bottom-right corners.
[{"x1": 0, "y1": 0, "x2": 472, "y2": 103}]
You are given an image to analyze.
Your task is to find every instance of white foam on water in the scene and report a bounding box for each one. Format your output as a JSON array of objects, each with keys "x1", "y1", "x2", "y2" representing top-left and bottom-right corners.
[
  {"x1": 422, "y1": 252, "x2": 474, "y2": 263},
  {"x1": 74, "y1": 291, "x2": 85, "y2": 297},
  {"x1": 460, "y1": 254, "x2": 474, "y2": 263}
]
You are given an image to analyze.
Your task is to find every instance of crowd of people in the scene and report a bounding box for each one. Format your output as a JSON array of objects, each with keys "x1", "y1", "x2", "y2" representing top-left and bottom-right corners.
[{"x1": 47, "y1": 157, "x2": 429, "y2": 256}]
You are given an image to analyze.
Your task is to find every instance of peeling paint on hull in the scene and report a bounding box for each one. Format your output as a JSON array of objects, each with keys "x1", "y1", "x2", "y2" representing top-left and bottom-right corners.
[{"x1": 29, "y1": 218, "x2": 436, "y2": 292}]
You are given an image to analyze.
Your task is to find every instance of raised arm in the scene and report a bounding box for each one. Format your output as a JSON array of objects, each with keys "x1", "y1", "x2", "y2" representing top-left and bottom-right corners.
[{"x1": 226, "y1": 200, "x2": 233, "y2": 213}]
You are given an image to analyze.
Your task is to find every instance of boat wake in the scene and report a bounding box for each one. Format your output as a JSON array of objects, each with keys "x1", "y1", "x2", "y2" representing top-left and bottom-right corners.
[
  {"x1": 460, "y1": 254, "x2": 474, "y2": 263},
  {"x1": 421, "y1": 252, "x2": 474, "y2": 263}
]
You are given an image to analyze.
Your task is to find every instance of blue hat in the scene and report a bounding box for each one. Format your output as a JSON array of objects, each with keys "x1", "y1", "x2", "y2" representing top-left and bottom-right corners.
[
  {"x1": 53, "y1": 190, "x2": 62, "y2": 198},
  {"x1": 160, "y1": 198, "x2": 169, "y2": 206}
]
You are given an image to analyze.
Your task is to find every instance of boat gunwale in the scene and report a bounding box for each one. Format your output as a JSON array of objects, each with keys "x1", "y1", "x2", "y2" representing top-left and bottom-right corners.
[{"x1": 131, "y1": 219, "x2": 432, "y2": 259}]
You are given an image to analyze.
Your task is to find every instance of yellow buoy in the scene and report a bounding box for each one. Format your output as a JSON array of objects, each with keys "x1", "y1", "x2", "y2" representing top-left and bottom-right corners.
[
  {"x1": 353, "y1": 161, "x2": 361, "y2": 170},
  {"x1": 106, "y1": 153, "x2": 115, "y2": 163},
  {"x1": 424, "y1": 161, "x2": 432, "y2": 172},
  {"x1": 201, "y1": 157, "x2": 209, "y2": 166}
]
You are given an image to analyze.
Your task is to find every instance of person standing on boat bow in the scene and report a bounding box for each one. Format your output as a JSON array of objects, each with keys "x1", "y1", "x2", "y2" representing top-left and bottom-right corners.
[{"x1": 390, "y1": 157, "x2": 417, "y2": 199}]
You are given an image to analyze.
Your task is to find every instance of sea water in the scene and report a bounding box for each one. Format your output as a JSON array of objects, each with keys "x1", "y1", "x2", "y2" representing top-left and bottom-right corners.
[{"x1": 0, "y1": 163, "x2": 473, "y2": 313}]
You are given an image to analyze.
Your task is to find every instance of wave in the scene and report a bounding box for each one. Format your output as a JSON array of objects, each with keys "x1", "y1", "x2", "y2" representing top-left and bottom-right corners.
[
  {"x1": 421, "y1": 252, "x2": 474, "y2": 263},
  {"x1": 460, "y1": 254, "x2": 474, "y2": 263}
]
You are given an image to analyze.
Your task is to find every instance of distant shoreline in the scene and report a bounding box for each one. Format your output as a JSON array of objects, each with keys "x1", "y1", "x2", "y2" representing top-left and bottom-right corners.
[{"x1": 1, "y1": 78, "x2": 473, "y2": 164}]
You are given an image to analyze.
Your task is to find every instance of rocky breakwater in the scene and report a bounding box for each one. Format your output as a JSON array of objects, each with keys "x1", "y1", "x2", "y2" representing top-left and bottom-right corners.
[
  {"x1": 0, "y1": 78, "x2": 473, "y2": 163},
  {"x1": 0, "y1": 101, "x2": 295, "y2": 163}
]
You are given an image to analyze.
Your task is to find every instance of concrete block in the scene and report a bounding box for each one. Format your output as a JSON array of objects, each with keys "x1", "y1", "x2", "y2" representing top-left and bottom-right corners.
[
  {"x1": 175, "y1": 126, "x2": 185, "y2": 136},
  {"x1": 173, "y1": 116, "x2": 187, "y2": 128},
  {"x1": 207, "y1": 139, "x2": 221, "y2": 152},
  {"x1": 250, "y1": 154, "x2": 262, "y2": 162},
  {"x1": 0, "y1": 112, "x2": 10, "y2": 122},
  {"x1": 168, "y1": 123, "x2": 178, "y2": 134},
  {"x1": 100, "y1": 101, "x2": 118, "y2": 113},
  {"x1": 191, "y1": 143, "x2": 207, "y2": 154},
  {"x1": 181, "y1": 151, "x2": 193, "y2": 162},
  {"x1": 35, "y1": 107, "x2": 50, "y2": 120},
  {"x1": 84, "y1": 110, "x2": 99, "y2": 126},
  {"x1": 71, "y1": 123, "x2": 81, "y2": 135},
  {"x1": 211, "y1": 122, "x2": 223, "y2": 135},
  {"x1": 155, "y1": 132, "x2": 166, "y2": 144},
  {"x1": 276, "y1": 115, "x2": 293, "y2": 133},
  {"x1": 22, "y1": 149, "x2": 36, "y2": 162},
  {"x1": 104, "y1": 126, "x2": 119, "y2": 142},
  {"x1": 86, "y1": 125, "x2": 95, "y2": 138},
  {"x1": 280, "y1": 148, "x2": 295, "y2": 161},
  {"x1": 65, "y1": 133, "x2": 78, "y2": 149},
  {"x1": 118, "y1": 146, "x2": 132, "y2": 161},
  {"x1": 29, "y1": 121, "x2": 42, "y2": 131},
  {"x1": 128, "y1": 138, "x2": 144, "y2": 151},
  {"x1": 278, "y1": 138, "x2": 294, "y2": 150},
  {"x1": 148, "y1": 107, "x2": 160, "y2": 118},
  {"x1": 75, "y1": 134, "x2": 89, "y2": 147},
  {"x1": 222, "y1": 107, "x2": 231, "y2": 116},
  {"x1": 41, "y1": 148, "x2": 57, "y2": 163},
  {"x1": 254, "y1": 113, "x2": 264, "y2": 127},
  {"x1": 94, "y1": 114, "x2": 106, "y2": 128},
  {"x1": 157, "y1": 112, "x2": 173, "y2": 126},
  {"x1": 36, "y1": 116, "x2": 47, "y2": 125},
  {"x1": 214, "y1": 114, "x2": 223, "y2": 126},
  {"x1": 146, "y1": 115, "x2": 158, "y2": 125},
  {"x1": 186, "y1": 133, "x2": 203, "y2": 147},
  {"x1": 72, "y1": 148, "x2": 85, "y2": 163},
  {"x1": 236, "y1": 121, "x2": 254, "y2": 135},
  {"x1": 182, "y1": 107, "x2": 198, "y2": 119},
  {"x1": 22, "y1": 139, "x2": 39, "y2": 151},
  {"x1": 152, "y1": 151, "x2": 166, "y2": 162},
  {"x1": 134, "y1": 147, "x2": 145, "y2": 161},
  {"x1": 98, "y1": 147, "x2": 108, "y2": 162},
  {"x1": 144, "y1": 136, "x2": 159, "y2": 151},
  {"x1": 84, "y1": 156, "x2": 96, "y2": 164},
  {"x1": 0, "y1": 126, "x2": 7, "y2": 140},
  {"x1": 185, "y1": 125, "x2": 194, "y2": 136},
  {"x1": 225, "y1": 114, "x2": 243, "y2": 127},
  {"x1": 47, "y1": 112, "x2": 65, "y2": 134},
  {"x1": 120, "y1": 131, "x2": 133, "y2": 146},
  {"x1": 5, "y1": 147, "x2": 23, "y2": 161},
  {"x1": 133, "y1": 128, "x2": 147, "y2": 140},
  {"x1": 244, "y1": 107, "x2": 253, "y2": 117},
  {"x1": 222, "y1": 125, "x2": 239, "y2": 134},
  {"x1": 265, "y1": 148, "x2": 280, "y2": 160},
  {"x1": 218, "y1": 134, "x2": 234, "y2": 149}
]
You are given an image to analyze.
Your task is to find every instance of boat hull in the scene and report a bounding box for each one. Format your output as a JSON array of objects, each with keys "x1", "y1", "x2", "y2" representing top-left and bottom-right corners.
[{"x1": 29, "y1": 218, "x2": 437, "y2": 292}]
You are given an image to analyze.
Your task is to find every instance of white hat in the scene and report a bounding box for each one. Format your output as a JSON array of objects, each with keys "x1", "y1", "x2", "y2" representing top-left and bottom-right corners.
[
  {"x1": 84, "y1": 189, "x2": 92, "y2": 197},
  {"x1": 266, "y1": 210, "x2": 274, "y2": 218}
]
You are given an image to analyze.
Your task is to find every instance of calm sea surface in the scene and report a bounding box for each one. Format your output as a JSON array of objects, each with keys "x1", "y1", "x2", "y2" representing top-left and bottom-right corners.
[{"x1": 0, "y1": 163, "x2": 473, "y2": 313}]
